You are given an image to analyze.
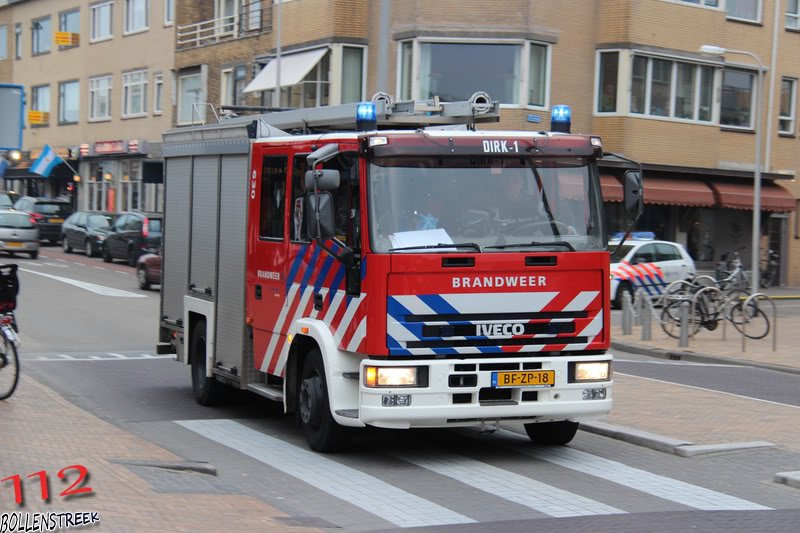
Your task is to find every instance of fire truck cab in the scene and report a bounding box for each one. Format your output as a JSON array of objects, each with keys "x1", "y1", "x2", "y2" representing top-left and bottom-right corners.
[{"x1": 159, "y1": 96, "x2": 643, "y2": 451}]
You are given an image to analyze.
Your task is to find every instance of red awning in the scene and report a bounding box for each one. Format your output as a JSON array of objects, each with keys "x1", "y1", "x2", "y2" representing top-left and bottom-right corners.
[
  {"x1": 600, "y1": 174, "x2": 623, "y2": 202},
  {"x1": 710, "y1": 181, "x2": 796, "y2": 212},
  {"x1": 642, "y1": 177, "x2": 715, "y2": 206}
]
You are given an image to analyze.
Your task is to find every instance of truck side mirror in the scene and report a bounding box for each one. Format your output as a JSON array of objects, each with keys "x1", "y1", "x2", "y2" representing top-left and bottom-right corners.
[
  {"x1": 304, "y1": 169, "x2": 340, "y2": 191},
  {"x1": 306, "y1": 192, "x2": 336, "y2": 240},
  {"x1": 623, "y1": 170, "x2": 644, "y2": 221}
]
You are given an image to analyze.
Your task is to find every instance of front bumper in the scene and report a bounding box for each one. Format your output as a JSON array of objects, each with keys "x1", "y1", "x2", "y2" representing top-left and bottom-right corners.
[
  {"x1": 0, "y1": 241, "x2": 39, "y2": 253},
  {"x1": 356, "y1": 355, "x2": 612, "y2": 429}
]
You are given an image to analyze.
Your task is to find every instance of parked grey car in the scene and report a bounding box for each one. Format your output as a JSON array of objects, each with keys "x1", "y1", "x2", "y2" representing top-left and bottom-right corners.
[{"x1": 0, "y1": 210, "x2": 39, "y2": 259}]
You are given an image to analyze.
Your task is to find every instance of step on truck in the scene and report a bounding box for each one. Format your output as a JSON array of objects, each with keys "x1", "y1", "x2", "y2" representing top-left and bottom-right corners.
[{"x1": 158, "y1": 94, "x2": 643, "y2": 451}]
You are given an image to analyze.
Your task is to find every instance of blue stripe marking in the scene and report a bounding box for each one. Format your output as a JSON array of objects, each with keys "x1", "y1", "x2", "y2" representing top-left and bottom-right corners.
[
  {"x1": 361, "y1": 256, "x2": 367, "y2": 280},
  {"x1": 313, "y1": 244, "x2": 338, "y2": 293},
  {"x1": 285, "y1": 245, "x2": 308, "y2": 293},
  {"x1": 298, "y1": 246, "x2": 321, "y2": 294},
  {"x1": 329, "y1": 264, "x2": 346, "y2": 304},
  {"x1": 387, "y1": 335, "x2": 411, "y2": 356},
  {"x1": 417, "y1": 294, "x2": 494, "y2": 353},
  {"x1": 387, "y1": 297, "x2": 459, "y2": 356}
]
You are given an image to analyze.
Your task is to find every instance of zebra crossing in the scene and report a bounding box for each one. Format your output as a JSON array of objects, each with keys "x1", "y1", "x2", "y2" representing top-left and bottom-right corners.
[
  {"x1": 176, "y1": 418, "x2": 773, "y2": 529},
  {"x1": 24, "y1": 350, "x2": 171, "y2": 362}
]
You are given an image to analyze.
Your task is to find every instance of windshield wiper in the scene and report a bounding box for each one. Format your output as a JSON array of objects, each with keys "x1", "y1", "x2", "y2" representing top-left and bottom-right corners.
[
  {"x1": 388, "y1": 242, "x2": 482, "y2": 252},
  {"x1": 485, "y1": 241, "x2": 575, "y2": 251}
]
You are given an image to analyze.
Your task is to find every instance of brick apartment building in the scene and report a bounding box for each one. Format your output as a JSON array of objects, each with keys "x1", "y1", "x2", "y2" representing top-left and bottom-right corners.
[
  {"x1": 2, "y1": 0, "x2": 799, "y2": 285},
  {"x1": 0, "y1": 0, "x2": 175, "y2": 212}
]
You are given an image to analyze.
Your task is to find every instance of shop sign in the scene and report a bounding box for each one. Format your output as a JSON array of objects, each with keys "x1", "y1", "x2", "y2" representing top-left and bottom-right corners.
[
  {"x1": 93, "y1": 140, "x2": 127, "y2": 155},
  {"x1": 55, "y1": 32, "x2": 80, "y2": 46},
  {"x1": 28, "y1": 111, "x2": 50, "y2": 125}
]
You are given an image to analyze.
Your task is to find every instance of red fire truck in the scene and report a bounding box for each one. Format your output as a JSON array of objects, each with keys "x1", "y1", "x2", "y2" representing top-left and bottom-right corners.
[{"x1": 158, "y1": 95, "x2": 643, "y2": 451}]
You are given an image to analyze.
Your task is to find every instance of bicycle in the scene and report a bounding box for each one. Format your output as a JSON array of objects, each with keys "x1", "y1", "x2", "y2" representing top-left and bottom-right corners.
[
  {"x1": 0, "y1": 264, "x2": 20, "y2": 401},
  {"x1": 715, "y1": 250, "x2": 750, "y2": 292}
]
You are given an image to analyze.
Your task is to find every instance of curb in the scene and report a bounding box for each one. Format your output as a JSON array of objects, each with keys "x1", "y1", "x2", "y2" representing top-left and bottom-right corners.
[
  {"x1": 110, "y1": 459, "x2": 217, "y2": 476},
  {"x1": 579, "y1": 420, "x2": 775, "y2": 457},
  {"x1": 611, "y1": 340, "x2": 800, "y2": 376}
]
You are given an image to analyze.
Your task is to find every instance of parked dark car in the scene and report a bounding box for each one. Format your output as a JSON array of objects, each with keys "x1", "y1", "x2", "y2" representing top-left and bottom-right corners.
[
  {"x1": 12, "y1": 196, "x2": 74, "y2": 244},
  {"x1": 61, "y1": 211, "x2": 117, "y2": 257},
  {"x1": 102, "y1": 211, "x2": 162, "y2": 266},
  {"x1": 136, "y1": 253, "x2": 161, "y2": 290}
]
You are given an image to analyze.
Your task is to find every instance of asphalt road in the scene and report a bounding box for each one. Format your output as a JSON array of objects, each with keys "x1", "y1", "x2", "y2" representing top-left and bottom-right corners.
[{"x1": 12, "y1": 246, "x2": 800, "y2": 532}]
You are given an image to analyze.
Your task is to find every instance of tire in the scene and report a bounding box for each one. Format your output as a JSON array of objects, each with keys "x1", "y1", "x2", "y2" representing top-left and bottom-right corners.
[
  {"x1": 28, "y1": 251, "x2": 38, "y2": 260},
  {"x1": 0, "y1": 334, "x2": 20, "y2": 401},
  {"x1": 298, "y1": 348, "x2": 349, "y2": 452},
  {"x1": 102, "y1": 244, "x2": 112, "y2": 263},
  {"x1": 190, "y1": 320, "x2": 225, "y2": 406},
  {"x1": 127, "y1": 246, "x2": 139, "y2": 267},
  {"x1": 730, "y1": 302, "x2": 770, "y2": 340},
  {"x1": 137, "y1": 266, "x2": 151, "y2": 290},
  {"x1": 524, "y1": 421, "x2": 579, "y2": 445},
  {"x1": 85, "y1": 239, "x2": 95, "y2": 257},
  {"x1": 62, "y1": 236, "x2": 72, "y2": 253},
  {"x1": 660, "y1": 300, "x2": 702, "y2": 339},
  {"x1": 613, "y1": 282, "x2": 633, "y2": 310}
]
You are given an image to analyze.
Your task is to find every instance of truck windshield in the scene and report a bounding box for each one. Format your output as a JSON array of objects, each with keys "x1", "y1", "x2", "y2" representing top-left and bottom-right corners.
[{"x1": 367, "y1": 157, "x2": 606, "y2": 253}]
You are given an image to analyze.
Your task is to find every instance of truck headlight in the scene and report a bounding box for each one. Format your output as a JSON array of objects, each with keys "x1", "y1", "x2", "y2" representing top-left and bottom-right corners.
[
  {"x1": 570, "y1": 361, "x2": 611, "y2": 382},
  {"x1": 364, "y1": 366, "x2": 426, "y2": 388}
]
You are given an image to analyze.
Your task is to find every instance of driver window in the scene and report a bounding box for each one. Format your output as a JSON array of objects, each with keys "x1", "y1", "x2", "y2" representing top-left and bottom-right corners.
[{"x1": 633, "y1": 244, "x2": 656, "y2": 264}]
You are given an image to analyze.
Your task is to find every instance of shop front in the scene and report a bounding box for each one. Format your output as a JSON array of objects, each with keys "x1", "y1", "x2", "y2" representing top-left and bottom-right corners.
[
  {"x1": 601, "y1": 164, "x2": 796, "y2": 285},
  {"x1": 76, "y1": 139, "x2": 164, "y2": 214},
  {"x1": 1, "y1": 146, "x2": 78, "y2": 204}
]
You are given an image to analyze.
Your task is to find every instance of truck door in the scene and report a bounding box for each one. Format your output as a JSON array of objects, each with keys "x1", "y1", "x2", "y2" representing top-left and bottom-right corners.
[{"x1": 247, "y1": 150, "x2": 289, "y2": 374}]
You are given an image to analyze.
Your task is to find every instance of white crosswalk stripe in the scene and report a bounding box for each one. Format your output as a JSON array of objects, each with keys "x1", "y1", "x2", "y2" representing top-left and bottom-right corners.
[
  {"x1": 176, "y1": 419, "x2": 476, "y2": 528},
  {"x1": 513, "y1": 439, "x2": 771, "y2": 511},
  {"x1": 23, "y1": 351, "x2": 169, "y2": 362},
  {"x1": 173, "y1": 419, "x2": 773, "y2": 527},
  {"x1": 396, "y1": 452, "x2": 624, "y2": 517}
]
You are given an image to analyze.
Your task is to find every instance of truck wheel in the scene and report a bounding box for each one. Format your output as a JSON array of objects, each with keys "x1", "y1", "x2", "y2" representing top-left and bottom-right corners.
[
  {"x1": 298, "y1": 349, "x2": 348, "y2": 452},
  {"x1": 524, "y1": 421, "x2": 579, "y2": 445},
  {"x1": 190, "y1": 320, "x2": 225, "y2": 406}
]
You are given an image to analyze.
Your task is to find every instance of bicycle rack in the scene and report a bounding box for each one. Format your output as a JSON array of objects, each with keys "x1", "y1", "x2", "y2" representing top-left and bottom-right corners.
[
  {"x1": 740, "y1": 293, "x2": 777, "y2": 353},
  {"x1": 660, "y1": 279, "x2": 695, "y2": 308}
]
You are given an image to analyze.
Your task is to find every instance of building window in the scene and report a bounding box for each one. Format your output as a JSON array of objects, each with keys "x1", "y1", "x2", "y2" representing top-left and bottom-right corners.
[
  {"x1": 788, "y1": 0, "x2": 800, "y2": 29},
  {"x1": 242, "y1": 0, "x2": 262, "y2": 31},
  {"x1": 341, "y1": 46, "x2": 364, "y2": 104},
  {"x1": 123, "y1": 70, "x2": 148, "y2": 116},
  {"x1": 91, "y1": 2, "x2": 113, "y2": 42},
  {"x1": 222, "y1": 65, "x2": 247, "y2": 106},
  {"x1": 31, "y1": 85, "x2": 50, "y2": 125},
  {"x1": 32, "y1": 17, "x2": 51, "y2": 55},
  {"x1": 178, "y1": 73, "x2": 203, "y2": 124},
  {"x1": 263, "y1": 51, "x2": 331, "y2": 109},
  {"x1": 597, "y1": 51, "x2": 619, "y2": 112},
  {"x1": 14, "y1": 23, "x2": 21, "y2": 59},
  {"x1": 125, "y1": 0, "x2": 149, "y2": 33},
  {"x1": 0, "y1": 26, "x2": 7, "y2": 59},
  {"x1": 89, "y1": 76, "x2": 112, "y2": 120},
  {"x1": 630, "y1": 55, "x2": 714, "y2": 122},
  {"x1": 59, "y1": 9, "x2": 80, "y2": 49},
  {"x1": 779, "y1": 78, "x2": 796, "y2": 134},
  {"x1": 259, "y1": 156, "x2": 287, "y2": 239},
  {"x1": 680, "y1": 0, "x2": 719, "y2": 6},
  {"x1": 164, "y1": 0, "x2": 174, "y2": 25},
  {"x1": 153, "y1": 73, "x2": 164, "y2": 114},
  {"x1": 720, "y1": 69, "x2": 755, "y2": 128},
  {"x1": 399, "y1": 40, "x2": 549, "y2": 107},
  {"x1": 59, "y1": 80, "x2": 80, "y2": 124},
  {"x1": 727, "y1": 0, "x2": 761, "y2": 22}
]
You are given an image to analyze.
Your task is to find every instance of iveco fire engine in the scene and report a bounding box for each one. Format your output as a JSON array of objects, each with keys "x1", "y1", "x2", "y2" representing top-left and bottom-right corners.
[{"x1": 158, "y1": 94, "x2": 643, "y2": 451}]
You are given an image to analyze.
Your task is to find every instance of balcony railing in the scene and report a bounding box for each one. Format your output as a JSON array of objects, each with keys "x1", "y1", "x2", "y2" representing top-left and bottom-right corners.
[{"x1": 177, "y1": 1, "x2": 272, "y2": 50}]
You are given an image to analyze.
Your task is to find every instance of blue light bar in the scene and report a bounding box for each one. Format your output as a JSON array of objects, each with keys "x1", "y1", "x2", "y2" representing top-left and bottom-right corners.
[
  {"x1": 550, "y1": 104, "x2": 572, "y2": 133},
  {"x1": 551, "y1": 105, "x2": 571, "y2": 123},
  {"x1": 356, "y1": 102, "x2": 376, "y2": 121}
]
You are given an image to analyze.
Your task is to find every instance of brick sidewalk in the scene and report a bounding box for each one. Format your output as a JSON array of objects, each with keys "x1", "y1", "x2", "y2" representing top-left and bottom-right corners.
[{"x1": 0, "y1": 376, "x2": 318, "y2": 532}]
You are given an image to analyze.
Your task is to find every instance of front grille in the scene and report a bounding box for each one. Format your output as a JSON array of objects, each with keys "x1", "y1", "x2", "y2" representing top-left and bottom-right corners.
[
  {"x1": 407, "y1": 336, "x2": 589, "y2": 349},
  {"x1": 479, "y1": 387, "x2": 512, "y2": 403}
]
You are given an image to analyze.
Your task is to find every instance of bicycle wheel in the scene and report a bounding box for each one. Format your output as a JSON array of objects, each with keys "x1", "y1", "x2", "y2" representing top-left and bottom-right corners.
[
  {"x1": 0, "y1": 334, "x2": 19, "y2": 400},
  {"x1": 730, "y1": 302, "x2": 770, "y2": 340},
  {"x1": 660, "y1": 300, "x2": 702, "y2": 339},
  {"x1": 721, "y1": 289, "x2": 750, "y2": 322}
]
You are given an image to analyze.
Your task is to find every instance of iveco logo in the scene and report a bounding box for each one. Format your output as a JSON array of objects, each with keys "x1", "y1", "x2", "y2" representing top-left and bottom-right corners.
[{"x1": 476, "y1": 323, "x2": 525, "y2": 336}]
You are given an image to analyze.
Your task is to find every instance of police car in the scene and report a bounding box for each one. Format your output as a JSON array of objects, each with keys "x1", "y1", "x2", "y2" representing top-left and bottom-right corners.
[{"x1": 609, "y1": 232, "x2": 696, "y2": 309}]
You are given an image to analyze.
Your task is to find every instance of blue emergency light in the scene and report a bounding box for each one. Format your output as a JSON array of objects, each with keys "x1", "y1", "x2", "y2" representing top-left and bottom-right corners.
[
  {"x1": 550, "y1": 104, "x2": 572, "y2": 133},
  {"x1": 356, "y1": 102, "x2": 377, "y2": 131}
]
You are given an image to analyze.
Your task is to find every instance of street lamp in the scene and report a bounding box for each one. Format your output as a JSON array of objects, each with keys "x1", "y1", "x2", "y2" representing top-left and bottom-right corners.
[{"x1": 699, "y1": 44, "x2": 765, "y2": 294}]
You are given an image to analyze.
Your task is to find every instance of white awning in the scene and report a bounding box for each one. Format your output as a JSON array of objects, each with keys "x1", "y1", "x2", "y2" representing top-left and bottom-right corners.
[{"x1": 244, "y1": 48, "x2": 328, "y2": 93}]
